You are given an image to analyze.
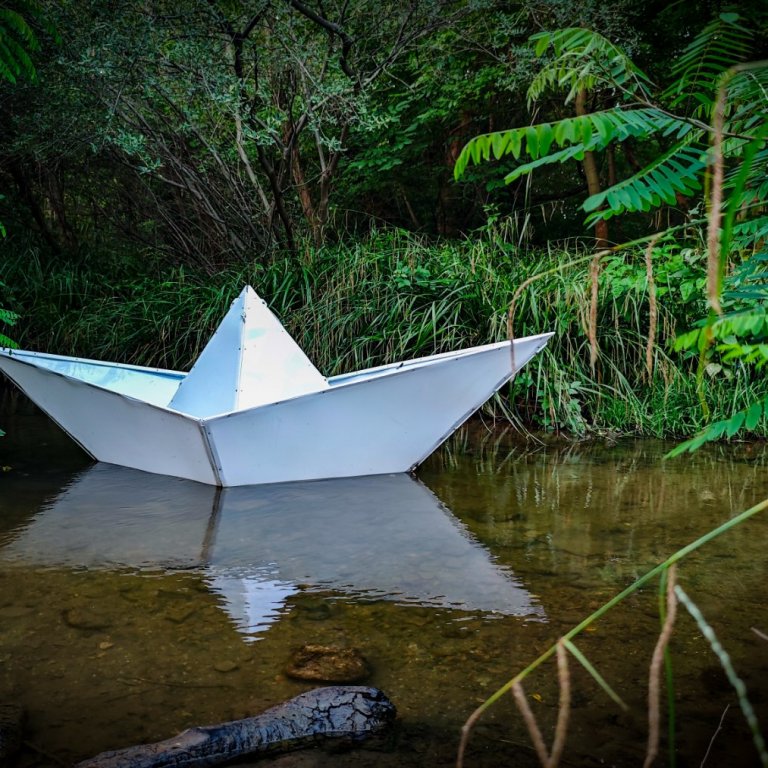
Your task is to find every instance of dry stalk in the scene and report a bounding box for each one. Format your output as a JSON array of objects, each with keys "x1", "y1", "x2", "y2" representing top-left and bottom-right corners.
[
  {"x1": 644, "y1": 564, "x2": 679, "y2": 768},
  {"x1": 512, "y1": 681, "x2": 550, "y2": 767},
  {"x1": 752, "y1": 627, "x2": 768, "y2": 643},
  {"x1": 706, "y1": 78, "x2": 726, "y2": 315},
  {"x1": 644, "y1": 234, "x2": 661, "y2": 381},
  {"x1": 549, "y1": 641, "x2": 572, "y2": 768},
  {"x1": 589, "y1": 254, "x2": 600, "y2": 373},
  {"x1": 701, "y1": 704, "x2": 731, "y2": 767},
  {"x1": 505, "y1": 250, "x2": 612, "y2": 374},
  {"x1": 509, "y1": 642, "x2": 572, "y2": 768}
]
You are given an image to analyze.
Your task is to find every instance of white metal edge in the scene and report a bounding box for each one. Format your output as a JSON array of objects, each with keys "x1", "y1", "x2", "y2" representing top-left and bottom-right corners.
[
  {"x1": 0, "y1": 347, "x2": 185, "y2": 378},
  {"x1": 328, "y1": 333, "x2": 553, "y2": 384},
  {"x1": 200, "y1": 421, "x2": 224, "y2": 486},
  {"x1": 0, "y1": 353, "x2": 189, "y2": 411},
  {"x1": 205, "y1": 333, "x2": 553, "y2": 425}
]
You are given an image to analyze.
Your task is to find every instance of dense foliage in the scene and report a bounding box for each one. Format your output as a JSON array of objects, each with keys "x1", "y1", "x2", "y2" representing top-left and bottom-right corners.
[
  {"x1": 3, "y1": 228, "x2": 761, "y2": 439},
  {"x1": 0, "y1": 0, "x2": 766, "y2": 441},
  {"x1": 455, "y1": 4, "x2": 768, "y2": 446}
]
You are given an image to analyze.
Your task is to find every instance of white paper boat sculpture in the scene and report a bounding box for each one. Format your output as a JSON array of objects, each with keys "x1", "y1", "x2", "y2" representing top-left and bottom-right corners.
[{"x1": 0, "y1": 287, "x2": 552, "y2": 486}]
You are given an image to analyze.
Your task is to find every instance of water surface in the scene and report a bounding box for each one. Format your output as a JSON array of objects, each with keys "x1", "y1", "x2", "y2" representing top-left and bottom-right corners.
[{"x1": 1, "y1": 399, "x2": 767, "y2": 767}]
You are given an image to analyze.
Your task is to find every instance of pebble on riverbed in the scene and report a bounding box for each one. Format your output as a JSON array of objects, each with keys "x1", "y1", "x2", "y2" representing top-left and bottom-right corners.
[
  {"x1": 213, "y1": 660, "x2": 240, "y2": 673},
  {"x1": 284, "y1": 644, "x2": 370, "y2": 683}
]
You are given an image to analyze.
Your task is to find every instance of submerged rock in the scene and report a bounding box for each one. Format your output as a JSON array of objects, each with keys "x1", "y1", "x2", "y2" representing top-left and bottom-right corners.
[
  {"x1": 213, "y1": 660, "x2": 239, "y2": 673},
  {"x1": 285, "y1": 644, "x2": 370, "y2": 683},
  {"x1": 62, "y1": 608, "x2": 113, "y2": 631}
]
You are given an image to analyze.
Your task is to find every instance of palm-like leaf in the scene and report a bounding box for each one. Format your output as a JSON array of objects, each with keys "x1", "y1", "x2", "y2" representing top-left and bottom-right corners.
[
  {"x1": 585, "y1": 139, "x2": 707, "y2": 221},
  {"x1": 0, "y1": 307, "x2": 18, "y2": 326},
  {"x1": 0, "y1": 6, "x2": 39, "y2": 83},
  {"x1": 454, "y1": 108, "x2": 691, "y2": 181},
  {"x1": 455, "y1": 10, "x2": 768, "y2": 450},
  {"x1": 665, "y1": 12, "x2": 753, "y2": 117},
  {"x1": 528, "y1": 27, "x2": 652, "y2": 105}
]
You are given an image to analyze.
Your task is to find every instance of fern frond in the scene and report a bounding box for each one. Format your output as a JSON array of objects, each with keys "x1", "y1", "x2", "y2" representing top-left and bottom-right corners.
[
  {"x1": 0, "y1": 333, "x2": 18, "y2": 349},
  {"x1": 0, "y1": 29, "x2": 35, "y2": 81},
  {"x1": 503, "y1": 144, "x2": 588, "y2": 184},
  {"x1": 675, "y1": 307, "x2": 768, "y2": 353},
  {"x1": 667, "y1": 393, "x2": 768, "y2": 456},
  {"x1": 0, "y1": 304, "x2": 17, "y2": 350},
  {"x1": 0, "y1": 308, "x2": 18, "y2": 326},
  {"x1": 0, "y1": 8, "x2": 37, "y2": 49},
  {"x1": 719, "y1": 342, "x2": 768, "y2": 366},
  {"x1": 724, "y1": 251, "x2": 768, "y2": 302},
  {"x1": 665, "y1": 12, "x2": 754, "y2": 117},
  {"x1": 528, "y1": 27, "x2": 652, "y2": 104},
  {"x1": 584, "y1": 139, "x2": 706, "y2": 221},
  {"x1": 725, "y1": 66, "x2": 768, "y2": 136},
  {"x1": 0, "y1": 2, "x2": 49, "y2": 84},
  {"x1": 732, "y1": 217, "x2": 768, "y2": 249},
  {"x1": 454, "y1": 108, "x2": 690, "y2": 180}
]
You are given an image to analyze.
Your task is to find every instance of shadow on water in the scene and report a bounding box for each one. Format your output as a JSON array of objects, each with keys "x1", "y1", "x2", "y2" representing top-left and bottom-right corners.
[{"x1": 1, "y1": 399, "x2": 768, "y2": 767}]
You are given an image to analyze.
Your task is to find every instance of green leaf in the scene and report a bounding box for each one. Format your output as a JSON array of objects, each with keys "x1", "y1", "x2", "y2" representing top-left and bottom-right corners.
[
  {"x1": 745, "y1": 401, "x2": 763, "y2": 430},
  {"x1": 537, "y1": 123, "x2": 554, "y2": 156},
  {"x1": 491, "y1": 132, "x2": 507, "y2": 160},
  {"x1": 554, "y1": 118, "x2": 575, "y2": 145},
  {"x1": 564, "y1": 639, "x2": 627, "y2": 710},
  {"x1": 0, "y1": 332, "x2": 17, "y2": 348},
  {"x1": 725, "y1": 411, "x2": 746, "y2": 438},
  {"x1": 504, "y1": 144, "x2": 587, "y2": 184},
  {"x1": 525, "y1": 126, "x2": 539, "y2": 159},
  {"x1": 584, "y1": 138, "x2": 705, "y2": 221}
]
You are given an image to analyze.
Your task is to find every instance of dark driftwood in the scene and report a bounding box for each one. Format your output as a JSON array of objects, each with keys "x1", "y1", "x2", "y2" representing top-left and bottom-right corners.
[{"x1": 75, "y1": 686, "x2": 396, "y2": 768}]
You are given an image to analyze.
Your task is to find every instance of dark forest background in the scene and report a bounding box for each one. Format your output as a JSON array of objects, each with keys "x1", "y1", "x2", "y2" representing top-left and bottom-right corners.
[{"x1": 1, "y1": 0, "x2": 766, "y2": 439}]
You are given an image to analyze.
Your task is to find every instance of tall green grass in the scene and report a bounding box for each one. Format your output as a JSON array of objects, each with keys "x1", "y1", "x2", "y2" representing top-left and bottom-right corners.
[{"x1": 0, "y1": 228, "x2": 764, "y2": 438}]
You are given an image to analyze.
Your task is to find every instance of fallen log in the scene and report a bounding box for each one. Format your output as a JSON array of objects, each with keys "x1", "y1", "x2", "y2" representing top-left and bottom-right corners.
[{"x1": 75, "y1": 686, "x2": 396, "y2": 768}]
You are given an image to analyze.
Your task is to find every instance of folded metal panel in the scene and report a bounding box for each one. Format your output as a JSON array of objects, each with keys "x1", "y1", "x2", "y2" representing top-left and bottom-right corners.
[
  {"x1": 205, "y1": 334, "x2": 550, "y2": 486},
  {"x1": 0, "y1": 355, "x2": 217, "y2": 484},
  {"x1": 169, "y1": 287, "x2": 327, "y2": 418}
]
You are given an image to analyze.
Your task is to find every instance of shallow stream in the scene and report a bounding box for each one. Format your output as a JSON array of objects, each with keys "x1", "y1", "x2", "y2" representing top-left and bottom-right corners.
[{"x1": 1, "y1": 399, "x2": 767, "y2": 767}]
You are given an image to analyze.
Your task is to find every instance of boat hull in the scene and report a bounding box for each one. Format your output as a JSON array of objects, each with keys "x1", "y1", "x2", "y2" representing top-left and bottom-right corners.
[{"x1": 0, "y1": 334, "x2": 550, "y2": 485}]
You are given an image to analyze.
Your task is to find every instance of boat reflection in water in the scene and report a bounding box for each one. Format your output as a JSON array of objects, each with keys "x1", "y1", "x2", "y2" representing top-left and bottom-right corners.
[{"x1": 1, "y1": 465, "x2": 544, "y2": 640}]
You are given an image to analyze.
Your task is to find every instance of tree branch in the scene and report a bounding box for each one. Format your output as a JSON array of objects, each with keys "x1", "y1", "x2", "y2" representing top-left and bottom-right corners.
[{"x1": 286, "y1": 0, "x2": 356, "y2": 80}]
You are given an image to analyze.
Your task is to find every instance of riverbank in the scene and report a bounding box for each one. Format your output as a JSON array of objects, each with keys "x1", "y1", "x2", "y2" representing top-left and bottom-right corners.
[{"x1": 1, "y1": 230, "x2": 763, "y2": 439}]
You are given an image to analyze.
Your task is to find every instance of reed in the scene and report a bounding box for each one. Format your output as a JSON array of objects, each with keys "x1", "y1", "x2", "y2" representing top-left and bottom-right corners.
[{"x1": 456, "y1": 496, "x2": 768, "y2": 768}]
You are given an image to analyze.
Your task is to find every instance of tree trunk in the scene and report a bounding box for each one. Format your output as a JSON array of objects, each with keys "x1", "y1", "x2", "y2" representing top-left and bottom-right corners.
[
  {"x1": 44, "y1": 168, "x2": 78, "y2": 250},
  {"x1": 575, "y1": 89, "x2": 609, "y2": 249},
  {"x1": 290, "y1": 142, "x2": 322, "y2": 247},
  {"x1": 6, "y1": 160, "x2": 61, "y2": 252}
]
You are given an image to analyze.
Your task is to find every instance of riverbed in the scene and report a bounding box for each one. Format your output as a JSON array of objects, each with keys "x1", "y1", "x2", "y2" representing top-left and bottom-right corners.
[{"x1": 1, "y1": 398, "x2": 767, "y2": 767}]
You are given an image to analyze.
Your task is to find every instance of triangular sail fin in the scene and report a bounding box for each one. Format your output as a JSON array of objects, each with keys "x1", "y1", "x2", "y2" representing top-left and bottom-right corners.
[{"x1": 169, "y1": 287, "x2": 327, "y2": 418}]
